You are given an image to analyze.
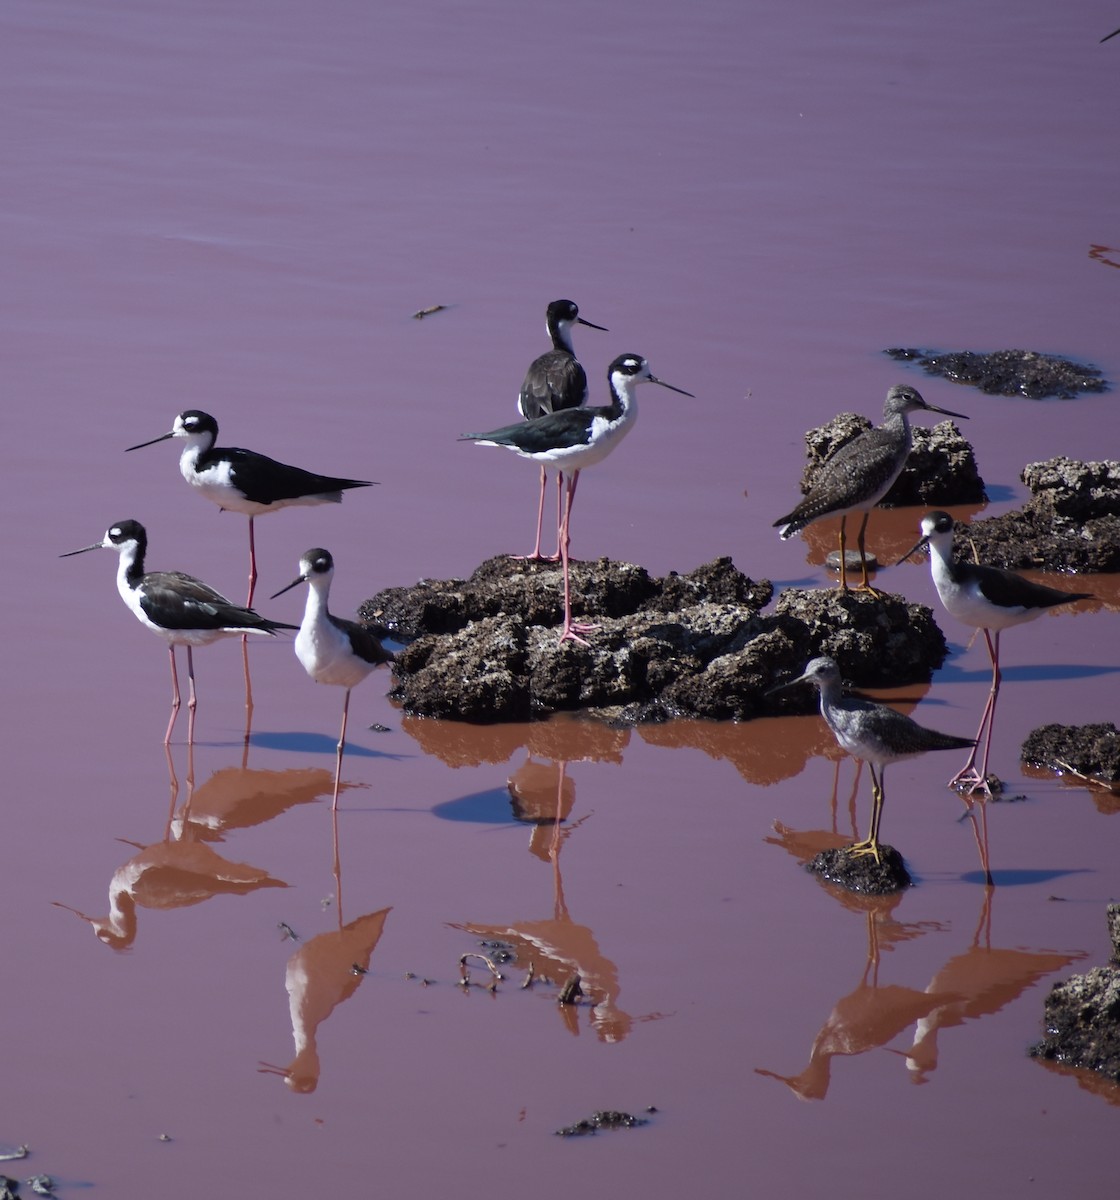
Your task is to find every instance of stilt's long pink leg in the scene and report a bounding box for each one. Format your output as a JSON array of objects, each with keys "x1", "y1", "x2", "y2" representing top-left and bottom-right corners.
[
  {"x1": 332, "y1": 688, "x2": 352, "y2": 811},
  {"x1": 950, "y1": 630, "x2": 1002, "y2": 795},
  {"x1": 514, "y1": 468, "x2": 565, "y2": 563},
  {"x1": 164, "y1": 646, "x2": 182, "y2": 744},
  {"x1": 557, "y1": 471, "x2": 599, "y2": 645},
  {"x1": 246, "y1": 516, "x2": 258, "y2": 608},
  {"x1": 185, "y1": 645, "x2": 198, "y2": 746}
]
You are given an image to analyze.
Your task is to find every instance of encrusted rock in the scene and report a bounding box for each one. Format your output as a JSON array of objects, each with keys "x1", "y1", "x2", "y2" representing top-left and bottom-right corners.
[
  {"x1": 1021, "y1": 723, "x2": 1120, "y2": 784},
  {"x1": 884, "y1": 347, "x2": 1108, "y2": 399},
  {"x1": 959, "y1": 457, "x2": 1120, "y2": 572},
  {"x1": 366, "y1": 557, "x2": 949, "y2": 724},
  {"x1": 806, "y1": 844, "x2": 912, "y2": 894},
  {"x1": 1030, "y1": 905, "x2": 1120, "y2": 1083}
]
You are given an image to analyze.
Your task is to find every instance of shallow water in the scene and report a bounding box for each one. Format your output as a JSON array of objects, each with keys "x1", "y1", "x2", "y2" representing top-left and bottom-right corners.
[{"x1": 3, "y1": 0, "x2": 1119, "y2": 1196}]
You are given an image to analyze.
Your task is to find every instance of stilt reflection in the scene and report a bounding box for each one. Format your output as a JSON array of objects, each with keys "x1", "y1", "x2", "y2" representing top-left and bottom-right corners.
[
  {"x1": 755, "y1": 887, "x2": 1085, "y2": 1099},
  {"x1": 903, "y1": 887, "x2": 1085, "y2": 1083},
  {"x1": 259, "y1": 805, "x2": 391, "y2": 1092},
  {"x1": 54, "y1": 745, "x2": 289, "y2": 949},
  {"x1": 451, "y1": 753, "x2": 633, "y2": 1043},
  {"x1": 755, "y1": 903, "x2": 960, "y2": 1100}
]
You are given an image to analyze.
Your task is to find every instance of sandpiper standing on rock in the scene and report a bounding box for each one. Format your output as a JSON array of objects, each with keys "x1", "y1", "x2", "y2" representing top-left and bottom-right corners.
[
  {"x1": 770, "y1": 656, "x2": 977, "y2": 868},
  {"x1": 774, "y1": 386, "x2": 967, "y2": 592}
]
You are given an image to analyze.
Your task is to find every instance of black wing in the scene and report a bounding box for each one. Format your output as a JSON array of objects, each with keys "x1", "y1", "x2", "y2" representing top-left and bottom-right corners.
[
  {"x1": 210, "y1": 447, "x2": 373, "y2": 506},
  {"x1": 519, "y1": 351, "x2": 588, "y2": 420},
  {"x1": 972, "y1": 562, "x2": 1092, "y2": 612},
  {"x1": 329, "y1": 614, "x2": 394, "y2": 666},
  {"x1": 463, "y1": 406, "x2": 598, "y2": 454},
  {"x1": 141, "y1": 571, "x2": 290, "y2": 632}
]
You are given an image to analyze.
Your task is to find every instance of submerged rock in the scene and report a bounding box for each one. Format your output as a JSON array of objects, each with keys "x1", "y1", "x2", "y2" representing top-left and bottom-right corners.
[
  {"x1": 554, "y1": 1110, "x2": 651, "y2": 1137},
  {"x1": 1030, "y1": 904, "x2": 1120, "y2": 1083},
  {"x1": 1021, "y1": 723, "x2": 1120, "y2": 785},
  {"x1": 362, "y1": 557, "x2": 949, "y2": 724},
  {"x1": 956, "y1": 457, "x2": 1120, "y2": 572},
  {"x1": 884, "y1": 347, "x2": 1108, "y2": 399},
  {"x1": 797, "y1": 411, "x2": 985, "y2": 506}
]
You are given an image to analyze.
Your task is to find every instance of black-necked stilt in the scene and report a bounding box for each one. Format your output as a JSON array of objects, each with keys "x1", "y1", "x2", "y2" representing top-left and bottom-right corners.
[
  {"x1": 901, "y1": 510, "x2": 1095, "y2": 794},
  {"x1": 771, "y1": 657, "x2": 975, "y2": 865},
  {"x1": 126, "y1": 411, "x2": 375, "y2": 606},
  {"x1": 271, "y1": 548, "x2": 393, "y2": 810},
  {"x1": 774, "y1": 386, "x2": 967, "y2": 592},
  {"x1": 517, "y1": 299, "x2": 607, "y2": 562},
  {"x1": 61, "y1": 520, "x2": 296, "y2": 745},
  {"x1": 460, "y1": 353, "x2": 694, "y2": 645}
]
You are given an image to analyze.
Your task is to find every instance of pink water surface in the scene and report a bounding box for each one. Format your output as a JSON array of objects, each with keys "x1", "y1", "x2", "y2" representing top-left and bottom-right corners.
[{"x1": 3, "y1": 1, "x2": 1118, "y2": 1197}]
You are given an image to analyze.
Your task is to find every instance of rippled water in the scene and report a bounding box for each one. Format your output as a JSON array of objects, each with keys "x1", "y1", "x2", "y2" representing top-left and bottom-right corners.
[{"x1": 4, "y1": 1, "x2": 1118, "y2": 1196}]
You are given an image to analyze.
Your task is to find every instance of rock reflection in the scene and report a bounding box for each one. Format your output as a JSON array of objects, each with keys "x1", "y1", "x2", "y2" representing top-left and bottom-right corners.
[
  {"x1": 451, "y1": 749, "x2": 632, "y2": 1042},
  {"x1": 1020, "y1": 762, "x2": 1120, "y2": 816},
  {"x1": 1034, "y1": 1058, "x2": 1120, "y2": 1107},
  {"x1": 54, "y1": 747, "x2": 289, "y2": 950},
  {"x1": 796, "y1": 502, "x2": 988, "y2": 578},
  {"x1": 403, "y1": 710, "x2": 628, "y2": 770},
  {"x1": 640, "y1": 683, "x2": 928, "y2": 790},
  {"x1": 640, "y1": 714, "x2": 840, "y2": 787},
  {"x1": 260, "y1": 807, "x2": 390, "y2": 1093}
]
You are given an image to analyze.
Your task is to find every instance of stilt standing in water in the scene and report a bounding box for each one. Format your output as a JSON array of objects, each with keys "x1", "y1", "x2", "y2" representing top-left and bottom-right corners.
[
  {"x1": 271, "y1": 549, "x2": 393, "y2": 810},
  {"x1": 901, "y1": 510, "x2": 1094, "y2": 794},
  {"x1": 62, "y1": 520, "x2": 295, "y2": 745},
  {"x1": 774, "y1": 386, "x2": 967, "y2": 592},
  {"x1": 126, "y1": 411, "x2": 375, "y2": 607}
]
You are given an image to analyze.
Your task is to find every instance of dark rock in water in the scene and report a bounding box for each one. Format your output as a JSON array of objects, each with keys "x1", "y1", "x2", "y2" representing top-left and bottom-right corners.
[
  {"x1": 884, "y1": 347, "x2": 1108, "y2": 399},
  {"x1": 956, "y1": 457, "x2": 1120, "y2": 572},
  {"x1": 555, "y1": 1110, "x2": 650, "y2": 1137},
  {"x1": 798, "y1": 411, "x2": 984, "y2": 506},
  {"x1": 364, "y1": 558, "x2": 949, "y2": 724},
  {"x1": 1021, "y1": 723, "x2": 1120, "y2": 784},
  {"x1": 1030, "y1": 905, "x2": 1120, "y2": 1083},
  {"x1": 807, "y1": 844, "x2": 911, "y2": 894},
  {"x1": 826, "y1": 549, "x2": 876, "y2": 573}
]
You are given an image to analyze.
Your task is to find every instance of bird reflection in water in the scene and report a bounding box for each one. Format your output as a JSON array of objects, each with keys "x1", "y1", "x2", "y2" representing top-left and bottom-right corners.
[
  {"x1": 451, "y1": 740, "x2": 636, "y2": 1043},
  {"x1": 756, "y1": 883, "x2": 1085, "y2": 1098},
  {"x1": 755, "y1": 900, "x2": 959, "y2": 1100},
  {"x1": 902, "y1": 886, "x2": 1085, "y2": 1084},
  {"x1": 170, "y1": 750, "x2": 347, "y2": 842},
  {"x1": 53, "y1": 744, "x2": 296, "y2": 949},
  {"x1": 259, "y1": 806, "x2": 391, "y2": 1093}
]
